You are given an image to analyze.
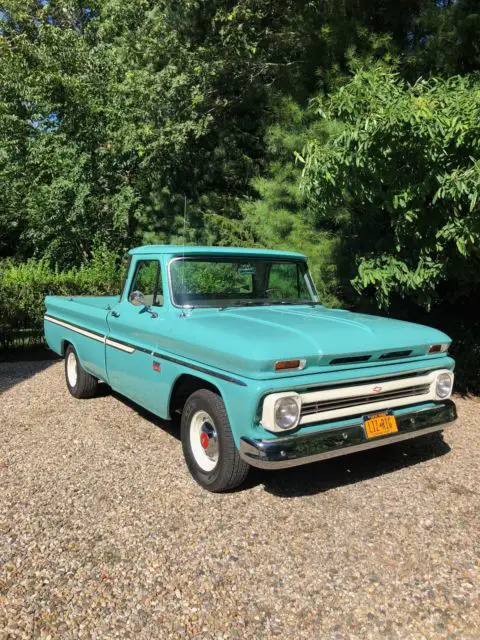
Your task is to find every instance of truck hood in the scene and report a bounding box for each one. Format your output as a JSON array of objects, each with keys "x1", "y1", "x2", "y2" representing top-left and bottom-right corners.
[{"x1": 164, "y1": 306, "x2": 451, "y2": 379}]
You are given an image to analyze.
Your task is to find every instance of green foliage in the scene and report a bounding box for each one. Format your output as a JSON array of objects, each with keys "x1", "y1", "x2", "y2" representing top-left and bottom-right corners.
[
  {"x1": 0, "y1": 246, "x2": 124, "y2": 348},
  {"x1": 0, "y1": 0, "x2": 431, "y2": 264},
  {"x1": 241, "y1": 97, "x2": 341, "y2": 306},
  {"x1": 405, "y1": 0, "x2": 480, "y2": 78},
  {"x1": 302, "y1": 67, "x2": 480, "y2": 309},
  {"x1": 1, "y1": 0, "x2": 480, "y2": 389}
]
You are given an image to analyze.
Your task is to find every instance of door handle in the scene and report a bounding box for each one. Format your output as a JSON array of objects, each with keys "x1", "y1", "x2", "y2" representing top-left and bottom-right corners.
[{"x1": 111, "y1": 310, "x2": 121, "y2": 318}]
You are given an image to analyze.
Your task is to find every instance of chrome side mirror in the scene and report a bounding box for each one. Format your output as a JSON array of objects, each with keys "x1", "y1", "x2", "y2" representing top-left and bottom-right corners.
[
  {"x1": 128, "y1": 290, "x2": 158, "y2": 318},
  {"x1": 129, "y1": 290, "x2": 145, "y2": 306}
]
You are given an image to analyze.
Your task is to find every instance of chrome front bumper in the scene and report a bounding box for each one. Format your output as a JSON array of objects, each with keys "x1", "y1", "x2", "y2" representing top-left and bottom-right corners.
[{"x1": 240, "y1": 400, "x2": 457, "y2": 470}]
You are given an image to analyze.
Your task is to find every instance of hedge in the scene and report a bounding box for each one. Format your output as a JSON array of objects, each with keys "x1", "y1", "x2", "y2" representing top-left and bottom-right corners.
[{"x1": 0, "y1": 248, "x2": 125, "y2": 350}]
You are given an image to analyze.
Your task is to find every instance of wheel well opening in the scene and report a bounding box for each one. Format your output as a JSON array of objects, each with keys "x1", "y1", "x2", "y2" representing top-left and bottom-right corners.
[
  {"x1": 169, "y1": 374, "x2": 220, "y2": 418},
  {"x1": 61, "y1": 340, "x2": 72, "y2": 356}
]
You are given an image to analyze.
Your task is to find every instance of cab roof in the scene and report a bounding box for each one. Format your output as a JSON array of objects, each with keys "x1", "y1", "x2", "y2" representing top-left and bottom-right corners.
[{"x1": 129, "y1": 245, "x2": 306, "y2": 259}]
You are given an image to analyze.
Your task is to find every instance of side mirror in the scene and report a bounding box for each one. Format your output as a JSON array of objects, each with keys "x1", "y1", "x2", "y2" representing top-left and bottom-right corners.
[{"x1": 129, "y1": 290, "x2": 145, "y2": 306}]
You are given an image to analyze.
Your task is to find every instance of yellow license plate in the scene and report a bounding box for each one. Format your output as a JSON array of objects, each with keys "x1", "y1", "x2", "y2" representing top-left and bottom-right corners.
[{"x1": 363, "y1": 412, "x2": 398, "y2": 439}]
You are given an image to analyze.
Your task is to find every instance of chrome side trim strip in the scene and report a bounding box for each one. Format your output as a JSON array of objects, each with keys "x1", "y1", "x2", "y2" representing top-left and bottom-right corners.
[
  {"x1": 153, "y1": 352, "x2": 248, "y2": 387},
  {"x1": 44, "y1": 314, "x2": 247, "y2": 385},
  {"x1": 105, "y1": 338, "x2": 135, "y2": 354},
  {"x1": 45, "y1": 314, "x2": 136, "y2": 354},
  {"x1": 44, "y1": 315, "x2": 105, "y2": 344}
]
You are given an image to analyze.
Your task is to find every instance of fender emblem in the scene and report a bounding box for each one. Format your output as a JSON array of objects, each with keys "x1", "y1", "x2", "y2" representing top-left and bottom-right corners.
[
  {"x1": 153, "y1": 361, "x2": 161, "y2": 372},
  {"x1": 372, "y1": 386, "x2": 382, "y2": 393}
]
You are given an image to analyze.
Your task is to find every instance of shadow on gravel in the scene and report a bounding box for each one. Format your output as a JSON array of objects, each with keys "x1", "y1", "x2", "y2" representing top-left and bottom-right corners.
[
  {"x1": 255, "y1": 433, "x2": 451, "y2": 497},
  {"x1": 110, "y1": 390, "x2": 451, "y2": 498},
  {"x1": 0, "y1": 356, "x2": 59, "y2": 394},
  {"x1": 0, "y1": 359, "x2": 455, "y2": 500},
  {"x1": 111, "y1": 391, "x2": 181, "y2": 441}
]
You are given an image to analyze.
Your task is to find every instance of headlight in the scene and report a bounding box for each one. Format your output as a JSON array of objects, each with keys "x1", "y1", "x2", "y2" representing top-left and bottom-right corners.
[
  {"x1": 261, "y1": 393, "x2": 301, "y2": 432},
  {"x1": 274, "y1": 397, "x2": 300, "y2": 430},
  {"x1": 436, "y1": 372, "x2": 453, "y2": 399}
]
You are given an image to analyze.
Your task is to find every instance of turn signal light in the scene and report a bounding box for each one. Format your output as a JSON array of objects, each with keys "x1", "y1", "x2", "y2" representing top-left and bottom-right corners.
[
  {"x1": 428, "y1": 344, "x2": 449, "y2": 354},
  {"x1": 275, "y1": 359, "x2": 305, "y2": 371}
]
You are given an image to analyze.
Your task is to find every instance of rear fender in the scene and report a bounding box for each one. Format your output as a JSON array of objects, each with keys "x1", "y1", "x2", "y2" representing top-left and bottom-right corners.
[{"x1": 44, "y1": 317, "x2": 106, "y2": 381}]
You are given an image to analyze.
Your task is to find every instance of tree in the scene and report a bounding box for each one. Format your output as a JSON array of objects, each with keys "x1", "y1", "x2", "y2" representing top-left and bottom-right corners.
[
  {"x1": 0, "y1": 0, "x2": 422, "y2": 265},
  {"x1": 241, "y1": 96, "x2": 341, "y2": 306},
  {"x1": 301, "y1": 66, "x2": 480, "y2": 309},
  {"x1": 406, "y1": 0, "x2": 480, "y2": 79},
  {"x1": 2, "y1": 0, "x2": 479, "y2": 268}
]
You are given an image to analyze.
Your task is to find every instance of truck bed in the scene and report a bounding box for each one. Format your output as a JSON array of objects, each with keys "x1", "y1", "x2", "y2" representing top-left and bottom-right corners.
[
  {"x1": 44, "y1": 295, "x2": 120, "y2": 381},
  {"x1": 51, "y1": 295, "x2": 120, "y2": 309}
]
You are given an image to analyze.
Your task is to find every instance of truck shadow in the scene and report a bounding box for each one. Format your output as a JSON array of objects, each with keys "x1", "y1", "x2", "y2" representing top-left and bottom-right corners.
[
  {"x1": 110, "y1": 391, "x2": 451, "y2": 498},
  {"x1": 0, "y1": 355, "x2": 59, "y2": 394},
  {"x1": 253, "y1": 434, "x2": 451, "y2": 497},
  {"x1": 110, "y1": 391, "x2": 182, "y2": 441}
]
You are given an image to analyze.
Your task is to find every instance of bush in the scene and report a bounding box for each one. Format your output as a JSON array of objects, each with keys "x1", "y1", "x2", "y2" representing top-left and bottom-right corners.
[
  {"x1": 300, "y1": 66, "x2": 480, "y2": 394},
  {"x1": 302, "y1": 67, "x2": 480, "y2": 310},
  {"x1": 0, "y1": 247, "x2": 125, "y2": 350}
]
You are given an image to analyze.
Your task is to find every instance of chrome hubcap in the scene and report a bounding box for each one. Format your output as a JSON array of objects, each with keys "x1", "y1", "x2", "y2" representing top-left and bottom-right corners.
[
  {"x1": 66, "y1": 351, "x2": 78, "y2": 387},
  {"x1": 190, "y1": 410, "x2": 219, "y2": 472}
]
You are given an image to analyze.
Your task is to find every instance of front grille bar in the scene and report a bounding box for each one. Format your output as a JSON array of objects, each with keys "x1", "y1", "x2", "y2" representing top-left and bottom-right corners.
[
  {"x1": 301, "y1": 383, "x2": 431, "y2": 416},
  {"x1": 302, "y1": 368, "x2": 436, "y2": 394}
]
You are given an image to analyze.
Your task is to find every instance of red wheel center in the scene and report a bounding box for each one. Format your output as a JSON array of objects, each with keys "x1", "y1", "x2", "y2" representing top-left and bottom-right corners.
[{"x1": 200, "y1": 432, "x2": 209, "y2": 449}]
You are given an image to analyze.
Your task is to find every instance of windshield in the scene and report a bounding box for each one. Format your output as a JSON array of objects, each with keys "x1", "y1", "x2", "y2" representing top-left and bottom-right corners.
[{"x1": 169, "y1": 257, "x2": 318, "y2": 308}]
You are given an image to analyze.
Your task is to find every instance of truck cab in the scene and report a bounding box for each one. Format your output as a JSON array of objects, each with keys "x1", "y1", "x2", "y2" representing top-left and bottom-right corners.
[{"x1": 44, "y1": 245, "x2": 457, "y2": 491}]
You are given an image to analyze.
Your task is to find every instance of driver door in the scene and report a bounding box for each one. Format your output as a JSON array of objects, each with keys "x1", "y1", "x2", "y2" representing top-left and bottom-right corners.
[{"x1": 106, "y1": 256, "x2": 169, "y2": 415}]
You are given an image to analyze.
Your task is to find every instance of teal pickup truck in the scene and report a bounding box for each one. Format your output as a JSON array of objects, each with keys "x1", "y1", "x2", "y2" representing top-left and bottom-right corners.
[{"x1": 44, "y1": 245, "x2": 457, "y2": 491}]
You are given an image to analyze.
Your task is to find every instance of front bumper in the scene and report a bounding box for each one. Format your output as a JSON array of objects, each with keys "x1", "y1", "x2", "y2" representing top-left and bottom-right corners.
[{"x1": 239, "y1": 400, "x2": 457, "y2": 470}]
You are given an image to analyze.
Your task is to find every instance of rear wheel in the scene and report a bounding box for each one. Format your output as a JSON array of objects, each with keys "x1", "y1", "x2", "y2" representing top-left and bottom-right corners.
[
  {"x1": 181, "y1": 389, "x2": 249, "y2": 492},
  {"x1": 64, "y1": 344, "x2": 98, "y2": 399}
]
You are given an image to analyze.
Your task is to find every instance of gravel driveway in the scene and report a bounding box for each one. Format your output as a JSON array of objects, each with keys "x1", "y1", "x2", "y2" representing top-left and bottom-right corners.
[{"x1": 1, "y1": 360, "x2": 479, "y2": 639}]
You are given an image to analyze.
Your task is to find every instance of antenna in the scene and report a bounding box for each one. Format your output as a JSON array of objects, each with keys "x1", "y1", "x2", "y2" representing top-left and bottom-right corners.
[
  {"x1": 180, "y1": 194, "x2": 187, "y2": 313},
  {"x1": 182, "y1": 194, "x2": 187, "y2": 247}
]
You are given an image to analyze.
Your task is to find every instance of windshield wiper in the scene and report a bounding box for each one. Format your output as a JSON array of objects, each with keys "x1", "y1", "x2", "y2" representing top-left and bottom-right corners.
[
  {"x1": 218, "y1": 301, "x2": 269, "y2": 312},
  {"x1": 269, "y1": 300, "x2": 323, "y2": 307},
  {"x1": 296, "y1": 300, "x2": 323, "y2": 307},
  {"x1": 218, "y1": 299, "x2": 322, "y2": 311}
]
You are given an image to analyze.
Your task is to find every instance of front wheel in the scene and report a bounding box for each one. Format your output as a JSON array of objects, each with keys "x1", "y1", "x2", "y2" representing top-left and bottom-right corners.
[{"x1": 181, "y1": 389, "x2": 250, "y2": 492}]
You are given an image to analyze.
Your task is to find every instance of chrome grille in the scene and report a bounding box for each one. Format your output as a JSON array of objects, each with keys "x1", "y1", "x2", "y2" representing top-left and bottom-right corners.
[
  {"x1": 302, "y1": 370, "x2": 432, "y2": 394},
  {"x1": 300, "y1": 383, "x2": 431, "y2": 417}
]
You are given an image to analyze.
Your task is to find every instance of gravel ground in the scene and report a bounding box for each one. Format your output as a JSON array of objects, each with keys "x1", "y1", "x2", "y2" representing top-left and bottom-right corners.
[{"x1": 1, "y1": 360, "x2": 479, "y2": 640}]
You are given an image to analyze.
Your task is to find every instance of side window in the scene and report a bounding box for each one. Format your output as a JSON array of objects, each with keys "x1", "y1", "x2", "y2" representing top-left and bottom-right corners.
[{"x1": 129, "y1": 260, "x2": 163, "y2": 307}]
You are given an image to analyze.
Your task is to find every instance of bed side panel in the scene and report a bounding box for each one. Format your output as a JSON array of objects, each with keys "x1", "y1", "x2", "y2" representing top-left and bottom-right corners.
[{"x1": 44, "y1": 296, "x2": 111, "y2": 381}]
